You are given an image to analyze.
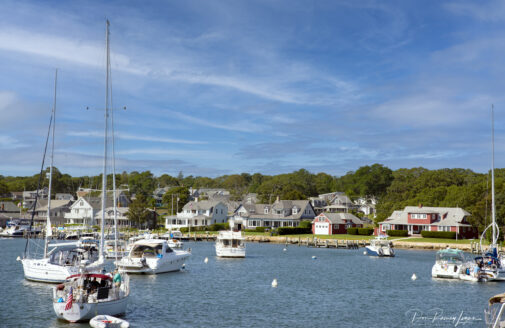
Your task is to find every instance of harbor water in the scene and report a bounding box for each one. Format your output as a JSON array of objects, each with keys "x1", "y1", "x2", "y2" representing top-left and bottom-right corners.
[{"x1": 0, "y1": 238, "x2": 497, "y2": 327}]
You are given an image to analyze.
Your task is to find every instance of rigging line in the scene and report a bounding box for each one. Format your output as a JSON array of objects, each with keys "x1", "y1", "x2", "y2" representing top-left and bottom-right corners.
[{"x1": 24, "y1": 84, "x2": 55, "y2": 256}]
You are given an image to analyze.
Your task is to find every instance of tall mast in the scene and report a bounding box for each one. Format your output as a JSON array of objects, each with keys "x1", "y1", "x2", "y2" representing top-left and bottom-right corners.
[
  {"x1": 100, "y1": 20, "x2": 110, "y2": 259},
  {"x1": 492, "y1": 105, "x2": 497, "y2": 246},
  {"x1": 110, "y1": 56, "x2": 119, "y2": 261},
  {"x1": 44, "y1": 69, "x2": 57, "y2": 258}
]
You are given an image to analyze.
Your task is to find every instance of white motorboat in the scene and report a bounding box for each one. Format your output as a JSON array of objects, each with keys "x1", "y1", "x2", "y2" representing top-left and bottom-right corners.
[
  {"x1": 365, "y1": 235, "x2": 394, "y2": 257},
  {"x1": 53, "y1": 272, "x2": 129, "y2": 322},
  {"x1": 459, "y1": 261, "x2": 490, "y2": 282},
  {"x1": 216, "y1": 230, "x2": 246, "y2": 258},
  {"x1": 1, "y1": 219, "x2": 33, "y2": 237},
  {"x1": 90, "y1": 315, "x2": 130, "y2": 328},
  {"x1": 432, "y1": 248, "x2": 466, "y2": 279},
  {"x1": 116, "y1": 239, "x2": 191, "y2": 274},
  {"x1": 105, "y1": 239, "x2": 128, "y2": 259},
  {"x1": 160, "y1": 233, "x2": 183, "y2": 248}
]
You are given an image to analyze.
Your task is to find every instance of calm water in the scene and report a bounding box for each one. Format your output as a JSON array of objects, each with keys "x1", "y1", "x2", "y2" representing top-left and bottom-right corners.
[{"x1": 0, "y1": 238, "x2": 499, "y2": 327}]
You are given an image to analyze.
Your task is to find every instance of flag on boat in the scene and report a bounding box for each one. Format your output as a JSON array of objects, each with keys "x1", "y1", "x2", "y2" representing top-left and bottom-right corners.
[{"x1": 65, "y1": 287, "x2": 73, "y2": 311}]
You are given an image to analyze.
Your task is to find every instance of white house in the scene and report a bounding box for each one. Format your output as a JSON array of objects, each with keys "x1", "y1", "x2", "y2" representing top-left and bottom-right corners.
[
  {"x1": 165, "y1": 200, "x2": 228, "y2": 229},
  {"x1": 34, "y1": 199, "x2": 72, "y2": 226},
  {"x1": 93, "y1": 207, "x2": 131, "y2": 227},
  {"x1": 230, "y1": 198, "x2": 316, "y2": 230}
]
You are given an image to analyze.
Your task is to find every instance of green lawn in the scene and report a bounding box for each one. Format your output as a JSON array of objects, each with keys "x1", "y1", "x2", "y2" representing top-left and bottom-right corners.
[{"x1": 402, "y1": 238, "x2": 480, "y2": 244}]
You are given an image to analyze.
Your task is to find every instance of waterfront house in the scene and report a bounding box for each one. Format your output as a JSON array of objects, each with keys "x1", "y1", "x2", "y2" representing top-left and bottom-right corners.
[
  {"x1": 311, "y1": 192, "x2": 356, "y2": 214},
  {"x1": 230, "y1": 198, "x2": 316, "y2": 230},
  {"x1": 378, "y1": 205, "x2": 478, "y2": 238},
  {"x1": 312, "y1": 213, "x2": 365, "y2": 235},
  {"x1": 22, "y1": 187, "x2": 48, "y2": 209},
  {"x1": 64, "y1": 196, "x2": 119, "y2": 225},
  {"x1": 93, "y1": 207, "x2": 132, "y2": 227},
  {"x1": 165, "y1": 200, "x2": 228, "y2": 230},
  {"x1": 354, "y1": 197, "x2": 376, "y2": 217},
  {"x1": 34, "y1": 199, "x2": 72, "y2": 226},
  {"x1": 0, "y1": 201, "x2": 23, "y2": 227}
]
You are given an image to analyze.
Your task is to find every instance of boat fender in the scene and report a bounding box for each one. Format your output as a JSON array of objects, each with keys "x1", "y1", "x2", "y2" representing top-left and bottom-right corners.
[
  {"x1": 378, "y1": 248, "x2": 383, "y2": 256},
  {"x1": 390, "y1": 248, "x2": 395, "y2": 256}
]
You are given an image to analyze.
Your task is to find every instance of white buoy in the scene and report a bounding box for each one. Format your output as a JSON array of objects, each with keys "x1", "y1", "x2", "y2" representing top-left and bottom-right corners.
[
  {"x1": 272, "y1": 278, "x2": 278, "y2": 287},
  {"x1": 204, "y1": 257, "x2": 209, "y2": 264},
  {"x1": 411, "y1": 273, "x2": 417, "y2": 281},
  {"x1": 16, "y1": 256, "x2": 21, "y2": 261},
  {"x1": 363, "y1": 251, "x2": 367, "y2": 255},
  {"x1": 283, "y1": 248, "x2": 287, "y2": 252},
  {"x1": 312, "y1": 255, "x2": 317, "y2": 259},
  {"x1": 182, "y1": 263, "x2": 186, "y2": 269}
]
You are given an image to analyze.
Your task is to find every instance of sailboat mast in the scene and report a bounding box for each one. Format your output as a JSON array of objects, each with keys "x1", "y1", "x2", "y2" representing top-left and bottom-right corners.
[
  {"x1": 492, "y1": 105, "x2": 497, "y2": 246},
  {"x1": 100, "y1": 20, "x2": 110, "y2": 259},
  {"x1": 44, "y1": 69, "x2": 57, "y2": 258}
]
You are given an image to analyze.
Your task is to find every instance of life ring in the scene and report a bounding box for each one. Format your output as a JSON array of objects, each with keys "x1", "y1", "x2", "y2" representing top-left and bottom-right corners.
[{"x1": 378, "y1": 248, "x2": 384, "y2": 256}]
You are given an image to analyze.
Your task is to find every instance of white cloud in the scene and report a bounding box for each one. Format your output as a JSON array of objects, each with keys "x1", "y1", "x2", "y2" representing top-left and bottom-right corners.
[{"x1": 66, "y1": 131, "x2": 207, "y2": 145}]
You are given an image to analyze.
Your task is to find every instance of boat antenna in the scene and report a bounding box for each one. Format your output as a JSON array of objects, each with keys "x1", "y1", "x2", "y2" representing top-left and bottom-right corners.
[
  {"x1": 44, "y1": 69, "x2": 57, "y2": 258},
  {"x1": 24, "y1": 73, "x2": 55, "y2": 257},
  {"x1": 99, "y1": 19, "x2": 110, "y2": 260}
]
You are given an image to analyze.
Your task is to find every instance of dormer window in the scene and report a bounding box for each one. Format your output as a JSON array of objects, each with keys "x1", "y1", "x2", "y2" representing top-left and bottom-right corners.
[
  {"x1": 264, "y1": 207, "x2": 268, "y2": 214},
  {"x1": 293, "y1": 207, "x2": 298, "y2": 214}
]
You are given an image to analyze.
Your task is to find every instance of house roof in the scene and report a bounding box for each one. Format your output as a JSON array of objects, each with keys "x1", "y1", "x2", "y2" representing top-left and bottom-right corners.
[
  {"x1": 182, "y1": 200, "x2": 226, "y2": 211},
  {"x1": 314, "y1": 213, "x2": 365, "y2": 225},
  {"x1": 382, "y1": 206, "x2": 472, "y2": 227},
  {"x1": 72, "y1": 197, "x2": 115, "y2": 210},
  {"x1": 35, "y1": 200, "x2": 72, "y2": 211},
  {"x1": 237, "y1": 200, "x2": 313, "y2": 220},
  {"x1": 0, "y1": 201, "x2": 20, "y2": 212}
]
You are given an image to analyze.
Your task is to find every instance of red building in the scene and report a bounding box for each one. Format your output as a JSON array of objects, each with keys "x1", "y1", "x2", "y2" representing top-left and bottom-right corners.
[
  {"x1": 378, "y1": 205, "x2": 478, "y2": 239},
  {"x1": 312, "y1": 213, "x2": 365, "y2": 235}
]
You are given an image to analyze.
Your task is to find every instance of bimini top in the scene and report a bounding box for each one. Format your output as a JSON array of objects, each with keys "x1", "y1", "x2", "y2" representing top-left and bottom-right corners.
[
  {"x1": 489, "y1": 293, "x2": 505, "y2": 305},
  {"x1": 66, "y1": 273, "x2": 112, "y2": 281},
  {"x1": 217, "y1": 231, "x2": 244, "y2": 240},
  {"x1": 132, "y1": 239, "x2": 166, "y2": 247}
]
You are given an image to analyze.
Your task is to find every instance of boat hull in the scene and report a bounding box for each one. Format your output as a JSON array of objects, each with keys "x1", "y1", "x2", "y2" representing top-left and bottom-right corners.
[
  {"x1": 53, "y1": 297, "x2": 127, "y2": 323},
  {"x1": 365, "y1": 245, "x2": 394, "y2": 257},
  {"x1": 216, "y1": 246, "x2": 246, "y2": 258},
  {"x1": 117, "y1": 251, "x2": 190, "y2": 274},
  {"x1": 22, "y1": 258, "x2": 78, "y2": 283},
  {"x1": 431, "y1": 263, "x2": 462, "y2": 279}
]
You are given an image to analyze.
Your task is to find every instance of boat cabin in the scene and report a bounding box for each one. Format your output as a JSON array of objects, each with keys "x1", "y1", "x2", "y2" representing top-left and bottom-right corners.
[{"x1": 129, "y1": 240, "x2": 173, "y2": 258}]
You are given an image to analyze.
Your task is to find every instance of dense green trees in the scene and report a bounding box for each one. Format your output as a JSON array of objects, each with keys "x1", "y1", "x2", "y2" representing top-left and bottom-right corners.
[
  {"x1": 2, "y1": 164, "x2": 504, "y2": 234},
  {"x1": 162, "y1": 186, "x2": 190, "y2": 215}
]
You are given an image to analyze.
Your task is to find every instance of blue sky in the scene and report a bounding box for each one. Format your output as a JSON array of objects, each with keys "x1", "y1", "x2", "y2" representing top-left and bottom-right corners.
[{"x1": 0, "y1": 0, "x2": 504, "y2": 178}]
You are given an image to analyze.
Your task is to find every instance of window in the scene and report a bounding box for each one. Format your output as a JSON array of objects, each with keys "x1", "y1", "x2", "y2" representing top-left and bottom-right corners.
[
  {"x1": 264, "y1": 208, "x2": 268, "y2": 214},
  {"x1": 293, "y1": 208, "x2": 298, "y2": 214}
]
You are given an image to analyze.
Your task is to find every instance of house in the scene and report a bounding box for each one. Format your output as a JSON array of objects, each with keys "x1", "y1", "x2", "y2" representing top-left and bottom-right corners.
[
  {"x1": 65, "y1": 197, "x2": 114, "y2": 225},
  {"x1": 55, "y1": 193, "x2": 75, "y2": 201},
  {"x1": 312, "y1": 213, "x2": 365, "y2": 235},
  {"x1": 153, "y1": 187, "x2": 171, "y2": 206},
  {"x1": 354, "y1": 197, "x2": 376, "y2": 217},
  {"x1": 23, "y1": 187, "x2": 49, "y2": 209},
  {"x1": 230, "y1": 198, "x2": 316, "y2": 230},
  {"x1": 34, "y1": 199, "x2": 73, "y2": 226},
  {"x1": 0, "y1": 201, "x2": 23, "y2": 227},
  {"x1": 311, "y1": 192, "x2": 356, "y2": 214},
  {"x1": 189, "y1": 188, "x2": 230, "y2": 200},
  {"x1": 165, "y1": 200, "x2": 228, "y2": 229},
  {"x1": 93, "y1": 207, "x2": 132, "y2": 227},
  {"x1": 378, "y1": 205, "x2": 478, "y2": 238}
]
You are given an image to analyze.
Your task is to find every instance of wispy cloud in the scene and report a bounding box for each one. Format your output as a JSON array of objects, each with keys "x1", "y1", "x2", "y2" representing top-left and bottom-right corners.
[{"x1": 66, "y1": 131, "x2": 207, "y2": 145}]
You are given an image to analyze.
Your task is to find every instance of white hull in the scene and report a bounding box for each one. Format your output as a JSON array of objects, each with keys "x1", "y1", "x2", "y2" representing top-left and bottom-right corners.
[
  {"x1": 216, "y1": 245, "x2": 246, "y2": 258},
  {"x1": 53, "y1": 296, "x2": 127, "y2": 323},
  {"x1": 117, "y1": 250, "x2": 190, "y2": 274},
  {"x1": 431, "y1": 263, "x2": 462, "y2": 279},
  {"x1": 22, "y1": 258, "x2": 79, "y2": 283},
  {"x1": 365, "y1": 245, "x2": 394, "y2": 257},
  {"x1": 90, "y1": 315, "x2": 129, "y2": 328}
]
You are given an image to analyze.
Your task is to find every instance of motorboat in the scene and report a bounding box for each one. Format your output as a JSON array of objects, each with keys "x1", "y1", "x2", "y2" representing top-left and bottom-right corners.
[
  {"x1": 53, "y1": 272, "x2": 129, "y2": 322},
  {"x1": 432, "y1": 248, "x2": 465, "y2": 279},
  {"x1": 459, "y1": 261, "x2": 490, "y2": 282},
  {"x1": 105, "y1": 239, "x2": 129, "y2": 259},
  {"x1": 90, "y1": 315, "x2": 129, "y2": 328},
  {"x1": 1, "y1": 219, "x2": 33, "y2": 237},
  {"x1": 215, "y1": 230, "x2": 246, "y2": 258},
  {"x1": 365, "y1": 235, "x2": 394, "y2": 257},
  {"x1": 116, "y1": 239, "x2": 191, "y2": 274},
  {"x1": 160, "y1": 233, "x2": 183, "y2": 248},
  {"x1": 21, "y1": 241, "x2": 100, "y2": 283},
  {"x1": 475, "y1": 253, "x2": 500, "y2": 281}
]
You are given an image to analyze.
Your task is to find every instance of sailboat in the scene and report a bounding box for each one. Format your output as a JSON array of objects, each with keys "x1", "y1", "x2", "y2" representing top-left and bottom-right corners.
[
  {"x1": 476, "y1": 106, "x2": 503, "y2": 281},
  {"x1": 19, "y1": 70, "x2": 99, "y2": 283},
  {"x1": 52, "y1": 20, "x2": 130, "y2": 322}
]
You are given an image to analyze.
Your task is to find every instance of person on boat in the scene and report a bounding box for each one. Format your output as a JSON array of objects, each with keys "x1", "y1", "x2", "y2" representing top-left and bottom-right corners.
[
  {"x1": 113, "y1": 269, "x2": 121, "y2": 287},
  {"x1": 90, "y1": 277, "x2": 100, "y2": 293}
]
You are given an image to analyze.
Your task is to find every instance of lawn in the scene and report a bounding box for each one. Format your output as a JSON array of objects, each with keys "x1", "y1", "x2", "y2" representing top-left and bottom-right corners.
[{"x1": 401, "y1": 238, "x2": 480, "y2": 244}]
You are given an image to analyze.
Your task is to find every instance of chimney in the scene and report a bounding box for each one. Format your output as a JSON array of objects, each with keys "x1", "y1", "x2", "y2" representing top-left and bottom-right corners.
[
  {"x1": 195, "y1": 197, "x2": 199, "y2": 202},
  {"x1": 418, "y1": 204, "x2": 422, "y2": 208},
  {"x1": 276, "y1": 196, "x2": 280, "y2": 203}
]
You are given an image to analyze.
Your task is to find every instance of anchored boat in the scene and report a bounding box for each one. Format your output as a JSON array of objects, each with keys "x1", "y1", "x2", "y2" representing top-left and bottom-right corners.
[
  {"x1": 216, "y1": 230, "x2": 246, "y2": 258},
  {"x1": 365, "y1": 235, "x2": 394, "y2": 257}
]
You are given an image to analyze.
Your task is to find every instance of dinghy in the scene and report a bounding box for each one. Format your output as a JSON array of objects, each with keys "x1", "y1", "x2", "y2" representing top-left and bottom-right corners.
[{"x1": 90, "y1": 315, "x2": 129, "y2": 328}]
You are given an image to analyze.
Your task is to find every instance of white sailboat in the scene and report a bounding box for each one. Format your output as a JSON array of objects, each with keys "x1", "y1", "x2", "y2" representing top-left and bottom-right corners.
[
  {"x1": 476, "y1": 107, "x2": 503, "y2": 281},
  {"x1": 52, "y1": 20, "x2": 130, "y2": 322},
  {"x1": 20, "y1": 70, "x2": 99, "y2": 283}
]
